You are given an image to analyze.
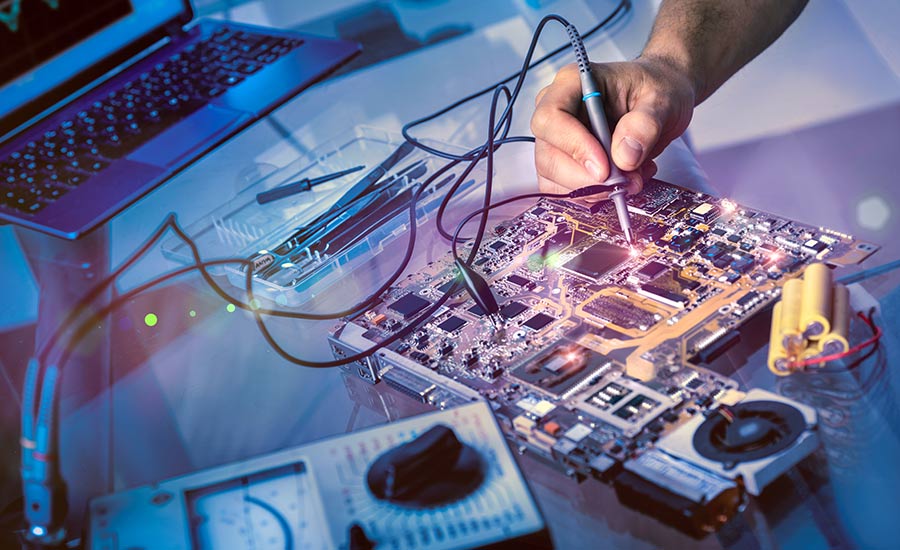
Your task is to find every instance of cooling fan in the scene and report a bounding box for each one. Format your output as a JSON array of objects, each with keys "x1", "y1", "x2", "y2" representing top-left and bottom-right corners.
[{"x1": 657, "y1": 389, "x2": 819, "y2": 495}]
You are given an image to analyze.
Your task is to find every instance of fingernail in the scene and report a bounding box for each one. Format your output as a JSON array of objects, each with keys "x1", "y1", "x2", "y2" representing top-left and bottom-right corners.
[
  {"x1": 584, "y1": 160, "x2": 602, "y2": 180},
  {"x1": 618, "y1": 136, "x2": 643, "y2": 168}
]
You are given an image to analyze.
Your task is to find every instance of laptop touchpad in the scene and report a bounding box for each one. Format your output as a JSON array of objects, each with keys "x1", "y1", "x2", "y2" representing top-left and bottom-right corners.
[{"x1": 127, "y1": 105, "x2": 245, "y2": 168}]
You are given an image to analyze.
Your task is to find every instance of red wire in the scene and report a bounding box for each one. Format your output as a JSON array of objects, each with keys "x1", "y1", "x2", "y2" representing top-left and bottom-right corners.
[{"x1": 790, "y1": 312, "x2": 882, "y2": 369}]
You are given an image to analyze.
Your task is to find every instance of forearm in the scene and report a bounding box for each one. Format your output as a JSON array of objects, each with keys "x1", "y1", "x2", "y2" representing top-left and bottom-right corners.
[{"x1": 641, "y1": 0, "x2": 808, "y2": 103}]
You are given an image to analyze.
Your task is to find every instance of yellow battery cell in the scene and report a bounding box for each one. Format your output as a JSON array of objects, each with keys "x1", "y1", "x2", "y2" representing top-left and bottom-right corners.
[
  {"x1": 779, "y1": 278, "x2": 805, "y2": 352},
  {"x1": 768, "y1": 302, "x2": 792, "y2": 376},
  {"x1": 800, "y1": 262, "x2": 832, "y2": 340},
  {"x1": 818, "y1": 284, "x2": 850, "y2": 355}
]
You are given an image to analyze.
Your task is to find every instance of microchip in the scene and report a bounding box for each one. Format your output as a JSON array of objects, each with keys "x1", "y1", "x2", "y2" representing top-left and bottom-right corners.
[
  {"x1": 468, "y1": 304, "x2": 486, "y2": 317},
  {"x1": 507, "y1": 274, "x2": 531, "y2": 288},
  {"x1": 437, "y1": 315, "x2": 467, "y2": 333},
  {"x1": 531, "y1": 207, "x2": 547, "y2": 217},
  {"x1": 500, "y1": 301, "x2": 529, "y2": 319},
  {"x1": 562, "y1": 242, "x2": 631, "y2": 281},
  {"x1": 711, "y1": 228, "x2": 727, "y2": 237},
  {"x1": 690, "y1": 203, "x2": 719, "y2": 223},
  {"x1": 685, "y1": 378, "x2": 704, "y2": 390},
  {"x1": 523, "y1": 313, "x2": 554, "y2": 330},
  {"x1": 389, "y1": 293, "x2": 430, "y2": 318},
  {"x1": 727, "y1": 234, "x2": 741, "y2": 243},
  {"x1": 737, "y1": 291, "x2": 759, "y2": 307},
  {"x1": 510, "y1": 342, "x2": 608, "y2": 398},
  {"x1": 802, "y1": 239, "x2": 828, "y2": 254},
  {"x1": 636, "y1": 261, "x2": 667, "y2": 281},
  {"x1": 489, "y1": 240, "x2": 507, "y2": 251}
]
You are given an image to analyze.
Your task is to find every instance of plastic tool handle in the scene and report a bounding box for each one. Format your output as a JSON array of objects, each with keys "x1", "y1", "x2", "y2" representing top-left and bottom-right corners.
[
  {"x1": 580, "y1": 72, "x2": 628, "y2": 187},
  {"x1": 256, "y1": 179, "x2": 313, "y2": 204}
]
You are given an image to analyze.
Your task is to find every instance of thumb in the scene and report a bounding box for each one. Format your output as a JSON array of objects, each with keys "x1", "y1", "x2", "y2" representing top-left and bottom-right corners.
[{"x1": 610, "y1": 102, "x2": 664, "y2": 172}]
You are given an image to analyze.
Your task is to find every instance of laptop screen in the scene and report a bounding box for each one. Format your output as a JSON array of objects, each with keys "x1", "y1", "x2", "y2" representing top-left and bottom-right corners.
[{"x1": 0, "y1": 0, "x2": 186, "y2": 127}]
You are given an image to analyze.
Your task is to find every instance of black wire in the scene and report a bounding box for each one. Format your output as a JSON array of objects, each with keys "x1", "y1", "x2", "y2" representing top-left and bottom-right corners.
[
  {"x1": 37, "y1": 214, "x2": 177, "y2": 366},
  {"x1": 402, "y1": 4, "x2": 629, "y2": 160},
  {"x1": 37, "y1": 5, "x2": 629, "y2": 413}
]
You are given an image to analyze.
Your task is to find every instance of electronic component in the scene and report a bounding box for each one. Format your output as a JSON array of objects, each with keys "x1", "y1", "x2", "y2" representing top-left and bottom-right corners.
[
  {"x1": 389, "y1": 293, "x2": 430, "y2": 319},
  {"x1": 818, "y1": 284, "x2": 850, "y2": 355},
  {"x1": 690, "y1": 203, "x2": 719, "y2": 223},
  {"x1": 637, "y1": 284, "x2": 687, "y2": 309},
  {"x1": 510, "y1": 343, "x2": 609, "y2": 398},
  {"x1": 561, "y1": 242, "x2": 631, "y2": 281},
  {"x1": 767, "y1": 302, "x2": 789, "y2": 374},
  {"x1": 500, "y1": 301, "x2": 530, "y2": 319},
  {"x1": 437, "y1": 316, "x2": 467, "y2": 333},
  {"x1": 507, "y1": 274, "x2": 532, "y2": 288},
  {"x1": 575, "y1": 375, "x2": 676, "y2": 437},
  {"x1": 656, "y1": 389, "x2": 818, "y2": 496},
  {"x1": 635, "y1": 261, "x2": 667, "y2": 282},
  {"x1": 779, "y1": 278, "x2": 805, "y2": 352},
  {"x1": 800, "y1": 262, "x2": 832, "y2": 339},
  {"x1": 523, "y1": 313, "x2": 555, "y2": 331}
]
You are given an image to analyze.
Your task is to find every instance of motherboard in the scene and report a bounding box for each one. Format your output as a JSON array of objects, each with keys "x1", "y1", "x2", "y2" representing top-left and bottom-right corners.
[{"x1": 329, "y1": 179, "x2": 878, "y2": 535}]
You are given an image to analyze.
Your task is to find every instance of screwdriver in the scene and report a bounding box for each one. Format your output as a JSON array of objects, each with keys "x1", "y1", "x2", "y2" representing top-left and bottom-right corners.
[
  {"x1": 578, "y1": 71, "x2": 635, "y2": 245},
  {"x1": 256, "y1": 164, "x2": 365, "y2": 205}
]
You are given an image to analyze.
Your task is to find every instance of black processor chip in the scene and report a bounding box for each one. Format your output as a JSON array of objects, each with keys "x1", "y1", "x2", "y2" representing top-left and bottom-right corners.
[
  {"x1": 636, "y1": 261, "x2": 667, "y2": 281},
  {"x1": 500, "y1": 301, "x2": 529, "y2": 319},
  {"x1": 388, "y1": 293, "x2": 430, "y2": 318},
  {"x1": 524, "y1": 313, "x2": 554, "y2": 330},
  {"x1": 562, "y1": 242, "x2": 631, "y2": 281},
  {"x1": 468, "y1": 304, "x2": 486, "y2": 317},
  {"x1": 507, "y1": 274, "x2": 530, "y2": 287},
  {"x1": 437, "y1": 316, "x2": 467, "y2": 333}
]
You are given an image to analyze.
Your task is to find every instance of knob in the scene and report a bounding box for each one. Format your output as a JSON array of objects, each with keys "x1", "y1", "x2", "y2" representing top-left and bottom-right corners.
[{"x1": 366, "y1": 424, "x2": 485, "y2": 507}]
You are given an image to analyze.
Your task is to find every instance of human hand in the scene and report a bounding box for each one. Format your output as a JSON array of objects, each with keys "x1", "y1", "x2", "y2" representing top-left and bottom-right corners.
[{"x1": 531, "y1": 56, "x2": 696, "y2": 199}]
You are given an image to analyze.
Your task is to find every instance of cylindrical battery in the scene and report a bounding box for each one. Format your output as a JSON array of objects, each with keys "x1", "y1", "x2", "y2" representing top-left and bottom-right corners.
[
  {"x1": 801, "y1": 262, "x2": 832, "y2": 340},
  {"x1": 780, "y1": 278, "x2": 805, "y2": 352},
  {"x1": 768, "y1": 302, "x2": 792, "y2": 375},
  {"x1": 818, "y1": 284, "x2": 850, "y2": 355}
]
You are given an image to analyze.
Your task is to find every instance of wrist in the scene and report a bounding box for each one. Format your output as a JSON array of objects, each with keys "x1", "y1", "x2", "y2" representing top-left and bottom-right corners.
[{"x1": 638, "y1": 49, "x2": 705, "y2": 105}]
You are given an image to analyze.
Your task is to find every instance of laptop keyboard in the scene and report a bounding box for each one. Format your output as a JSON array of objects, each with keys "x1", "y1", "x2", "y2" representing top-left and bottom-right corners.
[{"x1": 1, "y1": 27, "x2": 303, "y2": 215}]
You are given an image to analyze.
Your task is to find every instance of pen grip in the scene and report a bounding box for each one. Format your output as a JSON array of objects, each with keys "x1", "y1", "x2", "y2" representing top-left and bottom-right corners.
[{"x1": 256, "y1": 179, "x2": 311, "y2": 205}]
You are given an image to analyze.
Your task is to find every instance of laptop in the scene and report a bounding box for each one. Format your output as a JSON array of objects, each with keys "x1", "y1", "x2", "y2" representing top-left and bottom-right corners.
[{"x1": 0, "y1": 0, "x2": 360, "y2": 239}]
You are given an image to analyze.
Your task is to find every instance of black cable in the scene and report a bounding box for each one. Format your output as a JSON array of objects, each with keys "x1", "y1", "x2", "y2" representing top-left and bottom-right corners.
[{"x1": 402, "y1": 3, "x2": 630, "y2": 161}]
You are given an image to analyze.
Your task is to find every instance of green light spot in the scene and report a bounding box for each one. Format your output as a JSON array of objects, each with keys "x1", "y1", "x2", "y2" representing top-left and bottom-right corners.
[
  {"x1": 189, "y1": 310, "x2": 197, "y2": 318},
  {"x1": 249, "y1": 299, "x2": 261, "y2": 310},
  {"x1": 226, "y1": 303, "x2": 236, "y2": 313},
  {"x1": 144, "y1": 313, "x2": 158, "y2": 327}
]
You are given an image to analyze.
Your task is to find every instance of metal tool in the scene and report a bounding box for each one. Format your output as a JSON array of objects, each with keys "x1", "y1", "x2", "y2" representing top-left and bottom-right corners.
[
  {"x1": 256, "y1": 165, "x2": 365, "y2": 205},
  {"x1": 579, "y1": 72, "x2": 635, "y2": 245}
]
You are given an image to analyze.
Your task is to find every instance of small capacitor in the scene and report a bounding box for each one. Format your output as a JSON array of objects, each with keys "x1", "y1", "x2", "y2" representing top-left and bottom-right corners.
[
  {"x1": 800, "y1": 262, "x2": 832, "y2": 340},
  {"x1": 818, "y1": 284, "x2": 850, "y2": 355},
  {"x1": 767, "y1": 301, "x2": 792, "y2": 376},
  {"x1": 779, "y1": 278, "x2": 805, "y2": 353}
]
